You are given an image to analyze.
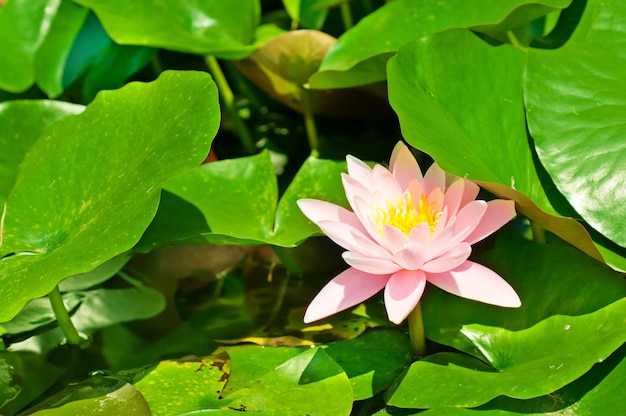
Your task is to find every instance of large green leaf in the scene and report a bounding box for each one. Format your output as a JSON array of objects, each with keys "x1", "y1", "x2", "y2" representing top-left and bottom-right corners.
[
  {"x1": 26, "y1": 379, "x2": 151, "y2": 416},
  {"x1": 325, "y1": 328, "x2": 411, "y2": 401},
  {"x1": 0, "y1": 0, "x2": 61, "y2": 92},
  {"x1": 0, "y1": 351, "x2": 64, "y2": 415},
  {"x1": 387, "y1": 29, "x2": 602, "y2": 262},
  {"x1": 421, "y1": 346, "x2": 626, "y2": 415},
  {"x1": 221, "y1": 347, "x2": 353, "y2": 415},
  {"x1": 0, "y1": 100, "x2": 84, "y2": 205},
  {"x1": 386, "y1": 299, "x2": 625, "y2": 408},
  {"x1": 133, "y1": 353, "x2": 230, "y2": 415},
  {"x1": 422, "y1": 241, "x2": 626, "y2": 354},
  {"x1": 0, "y1": 71, "x2": 219, "y2": 322},
  {"x1": 72, "y1": 0, "x2": 263, "y2": 59},
  {"x1": 283, "y1": 0, "x2": 329, "y2": 30},
  {"x1": 33, "y1": 0, "x2": 89, "y2": 98},
  {"x1": 309, "y1": 0, "x2": 572, "y2": 88},
  {"x1": 525, "y1": 0, "x2": 626, "y2": 247},
  {"x1": 387, "y1": 240, "x2": 626, "y2": 409},
  {"x1": 162, "y1": 152, "x2": 347, "y2": 247}
]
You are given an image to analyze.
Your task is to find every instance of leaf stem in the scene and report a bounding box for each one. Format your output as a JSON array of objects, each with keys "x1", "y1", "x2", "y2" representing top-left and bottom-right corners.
[
  {"x1": 48, "y1": 286, "x2": 82, "y2": 346},
  {"x1": 506, "y1": 30, "x2": 527, "y2": 51},
  {"x1": 340, "y1": 2, "x2": 354, "y2": 30},
  {"x1": 204, "y1": 56, "x2": 256, "y2": 154},
  {"x1": 301, "y1": 89, "x2": 320, "y2": 151},
  {"x1": 530, "y1": 220, "x2": 546, "y2": 244},
  {"x1": 271, "y1": 246, "x2": 303, "y2": 277},
  {"x1": 408, "y1": 302, "x2": 427, "y2": 358}
]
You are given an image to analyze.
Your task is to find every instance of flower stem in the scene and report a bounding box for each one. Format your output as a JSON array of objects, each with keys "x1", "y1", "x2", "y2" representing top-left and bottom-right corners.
[
  {"x1": 48, "y1": 286, "x2": 81, "y2": 346},
  {"x1": 301, "y1": 89, "x2": 320, "y2": 151},
  {"x1": 204, "y1": 55, "x2": 256, "y2": 154},
  {"x1": 530, "y1": 220, "x2": 546, "y2": 244},
  {"x1": 340, "y1": 2, "x2": 354, "y2": 30},
  {"x1": 408, "y1": 302, "x2": 427, "y2": 358},
  {"x1": 272, "y1": 246, "x2": 303, "y2": 277}
]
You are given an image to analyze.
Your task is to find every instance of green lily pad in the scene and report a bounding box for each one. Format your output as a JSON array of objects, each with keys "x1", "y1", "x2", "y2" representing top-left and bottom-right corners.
[
  {"x1": 0, "y1": 351, "x2": 64, "y2": 415},
  {"x1": 0, "y1": 100, "x2": 84, "y2": 204},
  {"x1": 133, "y1": 353, "x2": 230, "y2": 415},
  {"x1": 58, "y1": 253, "x2": 131, "y2": 292},
  {"x1": 221, "y1": 347, "x2": 353, "y2": 415},
  {"x1": 0, "y1": 70, "x2": 219, "y2": 322},
  {"x1": 325, "y1": 328, "x2": 412, "y2": 400},
  {"x1": 283, "y1": 0, "x2": 329, "y2": 29},
  {"x1": 389, "y1": 241, "x2": 626, "y2": 409},
  {"x1": 525, "y1": 0, "x2": 626, "y2": 247},
  {"x1": 0, "y1": 0, "x2": 61, "y2": 92},
  {"x1": 420, "y1": 346, "x2": 626, "y2": 415},
  {"x1": 72, "y1": 0, "x2": 264, "y2": 59},
  {"x1": 387, "y1": 28, "x2": 602, "y2": 262},
  {"x1": 163, "y1": 152, "x2": 347, "y2": 247},
  {"x1": 309, "y1": 0, "x2": 571, "y2": 88},
  {"x1": 26, "y1": 379, "x2": 151, "y2": 416},
  {"x1": 422, "y1": 241, "x2": 626, "y2": 356},
  {"x1": 386, "y1": 299, "x2": 625, "y2": 408},
  {"x1": 33, "y1": 0, "x2": 89, "y2": 98}
]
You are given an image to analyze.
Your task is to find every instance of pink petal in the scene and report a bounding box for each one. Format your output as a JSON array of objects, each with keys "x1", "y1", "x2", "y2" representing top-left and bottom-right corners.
[
  {"x1": 427, "y1": 186, "x2": 445, "y2": 213},
  {"x1": 426, "y1": 261, "x2": 521, "y2": 307},
  {"x1": 389, "y1": 142, "x2": 423, "y2": 191},
  {"x1": 352, "y1": 195, "x2": 388, "y2": 244},
  {"x1": 431, "y1": 205, "x2": 449, "y2": 237},
  {"x1": 464, "y1": 200, "x2": 516, "y2": 245},
  {"x1": 424, "y1": 162, "x2": 446, "y2": 194},
  {"x1": 382, "y1": 224, "x2": 410, "y2": 254},
  {"x1": 443, "y1": 179, "x2": 466, "y2": 218},
  {"x1": 297, "y1": 199, "x2": 364, "y2": 232},
  {"x1": 393, "y1": 242, "x2": 427, "y2": 270},
  {"x1": 342, "y1": 251, "x2": 402, "y2": 274},
  {"x1": 384, "y1": 269, "x2": 427, "y2": 324},
  {"x1": 350, "y1": 229, "x2": 394, "y2": 259},
  {"x1": 422, "y1": 242, "x2": 471, "y2": 273},
  {"x1": 407, "y1": 178, "x2": 426, "y2": 200},
  {"x1": 451, "y1": 200, "x2": 487, "y2": 244},
  {"x1": 408, "y1": 222, "x2": 432, "y2": 243},
  {"x1": 304, "y1": 268, "x2": 390, "y2": 323},
  {"x1": 315, "y1": 219, "x2": 392, "y2": 261},
  {"x1": 342, "y1": 174, "x2": 372, "y2": 208},
  {"x1": 346, "y1": 155, "x2": 373, "y2": 186},
  {"x1": 372, "y1": 165, "x2": 403, "y2": 199},
  {"x1": 459, "y1": 179, "x2": 480, "y2": 208}
]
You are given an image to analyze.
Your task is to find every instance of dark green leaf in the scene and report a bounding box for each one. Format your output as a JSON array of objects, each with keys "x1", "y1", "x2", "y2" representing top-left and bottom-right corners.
[
  {"x1": 387, "y1": 28, "x2": 602, "y2": 262},
  {"x1": 0, "y1": 0, "x2": 61, "y2": 92},
  {"x1": 72, "y1": 0, "x2": 262, "y2": 59},
  {"x1": 0, "y1": 71, "x2": 219, "y2": 322},
  {"x1": 221, "y1": 347, "x2": 353, "y2": 415},
  {"x1": 34, "y1": 0, "x2": 89, "y2": 97},
  {"x1": 325, "y1": 328, "x2": 412, "y2": 400},
  {"x1": 164, "y1": 153, "x2": 347, "y2": 247},
  {"x1": 309, "y1": 0, "x2": 571, "y2": 88},
  {"x1": 386, "y1": 299, "x2": 625, "y2": 408},
  {"x1": 525, "y1": 0, "x2": 626, "y2": 247},
  {"x1": 0, "y1": 100, "x2": 84, "y2": 205},
  {"x1": 132, "y1": 353, "x2": 230, "y2": 415}
]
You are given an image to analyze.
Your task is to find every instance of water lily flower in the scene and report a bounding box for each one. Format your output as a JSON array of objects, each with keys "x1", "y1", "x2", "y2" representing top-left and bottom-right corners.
[{"x1": 298, "y1": 142, "x2": 521, "y2": 325}]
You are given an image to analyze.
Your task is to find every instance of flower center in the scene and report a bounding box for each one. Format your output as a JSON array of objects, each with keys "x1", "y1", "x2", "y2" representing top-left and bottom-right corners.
[{"x1": 373, "y1": 193, "x2": 440, "y2": 236}]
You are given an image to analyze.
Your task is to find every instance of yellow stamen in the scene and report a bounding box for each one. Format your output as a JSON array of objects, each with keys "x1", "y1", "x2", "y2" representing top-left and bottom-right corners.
[{"x1": 373, "y1": 193, "x2": 440, "y2": 237}]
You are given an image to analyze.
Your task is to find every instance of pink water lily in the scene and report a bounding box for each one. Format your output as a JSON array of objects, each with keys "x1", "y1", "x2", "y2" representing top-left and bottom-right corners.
[{"x1": 298, "y1": 142, "x2": 521, "y2": 325}]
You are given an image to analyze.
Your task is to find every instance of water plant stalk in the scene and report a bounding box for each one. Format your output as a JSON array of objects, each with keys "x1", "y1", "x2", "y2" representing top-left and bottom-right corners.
[
  {"x1": 530, "y1": 220, "x2": 547, "y2": 244},
  {"x1": 301, "y1": 89, "x2": 320, "y2": 151},
  {"x1": 205, "y1": 56, "x2": 256, "y2": 154},
  {"x1": 408, "y1": 302, "x2": 427, "y2": 357},
  {"x1": 48, "y1": 286, "x2": 82, "y2": 346},
  {"x1": 340, "y1": 2, "x2": 354, "y2": 30}
]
